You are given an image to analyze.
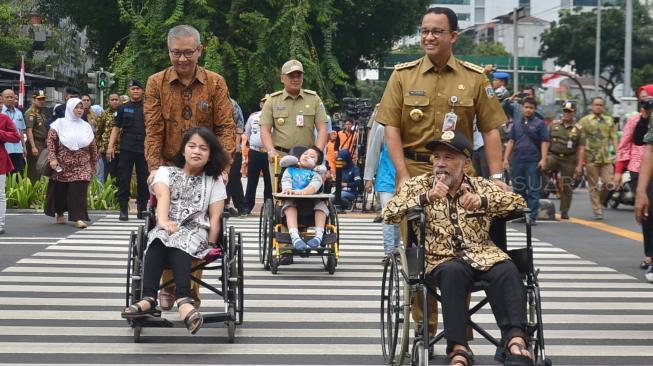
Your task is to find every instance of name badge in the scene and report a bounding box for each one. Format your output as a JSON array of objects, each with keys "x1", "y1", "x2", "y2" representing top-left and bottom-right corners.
[
  {"x1": 296, "y1": 114, "x2": 304, "y2": 127},
  {"x1": 443, "y1": 112, "x2": 457, "y2": 131}
]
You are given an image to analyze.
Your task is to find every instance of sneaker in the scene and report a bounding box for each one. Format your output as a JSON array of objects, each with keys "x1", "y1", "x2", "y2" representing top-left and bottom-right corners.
[
  {"x1": 640, "y1": 258, "x2": 652, "y2": 270},
  {"x1": 646, "y1": 265, "x2": 653, "y2": 283},
  {"x1": 560, "y1": 212, "x2": 569, "y2": 220},
  {"x1": 292, "y1": 238, "x2": 308, "y2": 251},
  {"x1": 306, "y1": 237, "x2": 321, "y2": 249},
  {"x1": 594, "y1": 213, "x2": 604, "y2": 220}
]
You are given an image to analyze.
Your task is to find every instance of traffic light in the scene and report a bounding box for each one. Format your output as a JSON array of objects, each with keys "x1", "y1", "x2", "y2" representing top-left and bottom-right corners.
[{"x1": 98, "y1": 71, "x2": 109, "y2": 89}]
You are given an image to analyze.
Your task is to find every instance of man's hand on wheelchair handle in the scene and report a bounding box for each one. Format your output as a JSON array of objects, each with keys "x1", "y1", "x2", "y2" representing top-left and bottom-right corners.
[{"x1": 147, "y1": 169, "x2": 158, "y2": 185}]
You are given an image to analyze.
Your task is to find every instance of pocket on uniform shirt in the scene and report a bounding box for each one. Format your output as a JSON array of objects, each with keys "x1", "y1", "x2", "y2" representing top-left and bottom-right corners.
[{"x1": 402, "y1": 96, "x2": 430, "y2": 123}]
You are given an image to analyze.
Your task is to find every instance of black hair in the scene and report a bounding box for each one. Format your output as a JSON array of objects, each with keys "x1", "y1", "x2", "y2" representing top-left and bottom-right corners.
[
  {"x1": 591, "y1": 96, "x2": 605, "y2": 103},
  {"x1": 522, "y1": 97, "x2": 537, "y2": 107},
  {"x1": 424, "y1": 7, "x2": 458, "y2": 32},
  {"x1": 523, "y1": 85, "x2": 536, "y2": 96},
  {"x1": 173, "y1": 126, "x2": 230, "y2": 178},
  {"x1": 308, "y1": 146, "x2": 324, "y2": 165}
]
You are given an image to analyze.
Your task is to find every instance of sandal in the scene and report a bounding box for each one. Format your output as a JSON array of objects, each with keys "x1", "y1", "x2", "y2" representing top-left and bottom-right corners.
[
  {"x1": 640, "y1": 257, "x2": 652, "y2": 270},
  {"x1": 504, "y1": 339, "x2": 534, "y2": 366},
  {"x1": 159, "y1": 287, "x2": 175, "y2": 311},
  {"x1": 121, "y1": 297, "x2": 161, "y2": 318},
  {"x1": 449, "y1": 348, "x2": 473, "y2": 366},
  {"x1": 178, "y1": 297, "x2": 203, "y2": 335}
]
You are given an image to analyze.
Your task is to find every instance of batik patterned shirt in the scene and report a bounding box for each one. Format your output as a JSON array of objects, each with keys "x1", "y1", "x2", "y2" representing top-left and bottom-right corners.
[{"x1": 383, "y1": 174, "x2": 526, "y2": 274}]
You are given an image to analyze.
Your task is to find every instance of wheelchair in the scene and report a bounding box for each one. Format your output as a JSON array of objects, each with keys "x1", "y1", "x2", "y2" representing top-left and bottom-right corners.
[
  {"x1": 380, "y1": 208, "x2": 552, "y2": 366},
  {"x1": 257, "y1": 146, "x2": 340, "y2": 274},
  {"x1": 124, "y1": 198, "x2": 244, "y2": 343}
]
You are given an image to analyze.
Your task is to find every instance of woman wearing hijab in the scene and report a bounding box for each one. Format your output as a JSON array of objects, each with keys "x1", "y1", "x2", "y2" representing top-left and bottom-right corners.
[{"x1": 45, "y1": 98, "x2": 98, "y2": 228}]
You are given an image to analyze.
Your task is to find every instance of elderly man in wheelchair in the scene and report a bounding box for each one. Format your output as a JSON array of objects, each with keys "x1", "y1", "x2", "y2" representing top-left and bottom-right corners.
[{"x1": 383, "y1": 130, "x2": 534, "y2": 366}]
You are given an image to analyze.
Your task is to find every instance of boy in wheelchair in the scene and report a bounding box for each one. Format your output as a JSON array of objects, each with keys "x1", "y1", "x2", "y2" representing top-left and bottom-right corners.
[
  {"x1": 279, "y1": 146, "x2": 329, "y2": 250},
  {"x1": 384, "y1": 131, "x2": 534, "y2": 366},
  {"x1": 121, "y1": 127, "x2": 229, "y2": 335}
]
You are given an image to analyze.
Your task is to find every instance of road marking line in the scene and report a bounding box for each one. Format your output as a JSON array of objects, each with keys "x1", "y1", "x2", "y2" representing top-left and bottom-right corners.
[{"x1": 564, "y1": 214, "x2": 643, "y2": 242}]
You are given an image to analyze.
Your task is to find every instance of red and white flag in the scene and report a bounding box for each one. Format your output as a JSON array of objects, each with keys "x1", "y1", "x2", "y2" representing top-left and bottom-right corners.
[
  {"x1": 18, "y1": 55, "x2": 25, "y2": 109},
  {"x1": 541, "y1": 73, "x2": 568, "y2": 89}
]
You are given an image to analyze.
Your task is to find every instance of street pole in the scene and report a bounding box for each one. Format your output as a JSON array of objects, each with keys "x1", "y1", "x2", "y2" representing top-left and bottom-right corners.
[
  {"x1": 624, "y1": 0, "x2": 633, "y2": 97},
  {"x1": 594, "y1": 0, "x2": 601, "y2": 96},
  {"x1": 513, "y1": 7, "x2": 519, "y2": 92}
]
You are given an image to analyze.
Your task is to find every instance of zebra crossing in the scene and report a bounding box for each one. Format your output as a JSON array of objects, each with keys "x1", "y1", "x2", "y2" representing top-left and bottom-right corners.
[{"x1": 0, "y1": 214, "x2": 650, "y2": 365}]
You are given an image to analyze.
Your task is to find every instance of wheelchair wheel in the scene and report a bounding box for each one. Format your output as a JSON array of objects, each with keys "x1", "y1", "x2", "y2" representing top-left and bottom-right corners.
[
  {"x1": 227, "y1": 303, "x2": 236, "y2": 343},
  {"x1": 236, "y1": 232, "x2": 244, "y2": 325},
  {"x1": 258, "y1": 200, "x2": 269, "y2": 265},
  {"x1": 380, "y1": 253, "x2": 410, "y2": 366},
  {"x1": 226, "y1": 226, "x2": 239, "y2": 342},
  {"x1": 263, "y1": 199, "x2": 274, "y2": 271},
  {"x1": 325, "y1": 254, "x2": 337, "y2": 275},
  {"x1": 133, "y1": 325, "x2": 142, "y2": 343},
  {"x1": 410, "y1": 339, "x2": 427, "y2": 366},
  {"x1": 529, "y1": 284, "x2": 551, "y2": 366}
]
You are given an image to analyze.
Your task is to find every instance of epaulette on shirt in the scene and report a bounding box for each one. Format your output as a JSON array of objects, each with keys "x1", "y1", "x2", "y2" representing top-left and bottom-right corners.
[
  {"x1": 269, "y1": 90, "x2": 283, "y2": 97},
  {"x1": 394, "y1": 59, "x2": 420, "y2": 70},
  {"x1": 303, "y1": 89, "x2": 317, "y2": 95},
  {"x1": 461, "y1": 61, "x2": 485, "y2": 74}
]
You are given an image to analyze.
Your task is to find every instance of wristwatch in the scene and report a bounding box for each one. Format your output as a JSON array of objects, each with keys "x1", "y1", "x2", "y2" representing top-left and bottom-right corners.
[{"x1": 490, "y1": 173, "x2": 504, "y2": 181}]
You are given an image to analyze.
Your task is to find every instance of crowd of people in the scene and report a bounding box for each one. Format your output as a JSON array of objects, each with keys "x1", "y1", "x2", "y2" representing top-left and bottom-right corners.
[{"x1": 1, "y1": 5, "x2": 653, "y2": 362}]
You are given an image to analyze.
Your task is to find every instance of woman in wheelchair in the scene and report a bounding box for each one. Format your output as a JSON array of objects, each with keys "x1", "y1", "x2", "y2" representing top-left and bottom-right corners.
[
  {"x1": 384, "y1": 131, "x2": 534, "y2": 366},
  {"x1": 280, "y1": 146, "x2": 329, "y2": 250},
  {"x1": 121, "y1": 127, "x2": 229, "y2": 335}
]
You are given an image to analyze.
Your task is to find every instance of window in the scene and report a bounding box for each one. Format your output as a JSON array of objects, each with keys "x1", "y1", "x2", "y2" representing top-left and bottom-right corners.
[
  {"x1": 458, "y1": 13, "x2": 471, "y2": 21},
  {"x1": 518, "y1": 36, "x2": 525, "y2": 49}
]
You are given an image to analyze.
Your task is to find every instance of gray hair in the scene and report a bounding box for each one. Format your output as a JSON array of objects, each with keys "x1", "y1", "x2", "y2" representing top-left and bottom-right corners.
[{"x1": 167, "y1": 25, "x2": 201, "y2": 47}]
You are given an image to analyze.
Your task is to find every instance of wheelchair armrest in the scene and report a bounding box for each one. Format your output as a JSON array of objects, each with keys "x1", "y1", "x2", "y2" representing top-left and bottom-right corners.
[
  {"x1": 497, "y1": 208, "x2": 530, "y2": 223},
  {"x1": 406, "y1": 207, "x2": 424, "y2": 221}
]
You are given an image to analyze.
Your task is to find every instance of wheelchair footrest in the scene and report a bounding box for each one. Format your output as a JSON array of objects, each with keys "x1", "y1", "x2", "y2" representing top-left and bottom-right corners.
[
  {"x1": 202, "y1": 311, "x2": 233, "y2": 324},
  {"x1": 128, "y1": 314, "x2": 174, "y2": 328},
  {"x1": 274, "y1": 232, "x2": 337, "y2": 245}
]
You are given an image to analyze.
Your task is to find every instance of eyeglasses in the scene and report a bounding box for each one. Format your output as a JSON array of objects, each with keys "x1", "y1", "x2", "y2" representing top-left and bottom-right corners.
[
  {"x1": 169, "y1": 47, "x2": 199, "y2": 59},
  {"x1": 420, "y1": 28, "x2": 451, "y2": 38}
]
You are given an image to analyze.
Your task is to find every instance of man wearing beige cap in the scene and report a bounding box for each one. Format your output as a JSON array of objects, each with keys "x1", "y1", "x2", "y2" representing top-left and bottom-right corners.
[
  {"x1": 260, "y1": 59, "x2": 328, "y2": 165},
  {"x1": 25, "y1": 90, "x2": 48, "y2": 182}
]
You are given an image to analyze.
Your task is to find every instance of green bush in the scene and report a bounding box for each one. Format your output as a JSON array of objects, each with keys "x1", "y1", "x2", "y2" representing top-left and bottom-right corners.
[
  {"x1": 5, "y1": 172, "x2": 119, "y2": 210},
  {"x1": 87, "y1": 175, "x2": 119, "y2": 210}
]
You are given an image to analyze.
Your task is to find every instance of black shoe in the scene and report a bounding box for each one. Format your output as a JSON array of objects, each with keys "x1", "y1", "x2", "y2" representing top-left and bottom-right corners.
[
  {"x1": 137, "y1": 203, "x2": 147, "y2": 219},
  {"x1": 227, "y1": 206, "x2": 239, "y2": 217},
  {"x1": 373, "y1": 215, "x2": 382, "y2": 223},
  {"x1": 560, "y1": 212, "x2": 569, "y2": 220},
  {"x1": 119, "y1": 202, "x2": 129, "y2": 221}
]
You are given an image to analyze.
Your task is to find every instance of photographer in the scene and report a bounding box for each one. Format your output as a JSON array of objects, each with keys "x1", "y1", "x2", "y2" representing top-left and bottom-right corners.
[
  {"x1": 502, "y1": 86, "x2": 545, "y2": 123},
  {"x1": 615, "y1": 84, "x2": 653, "y2": 271}
]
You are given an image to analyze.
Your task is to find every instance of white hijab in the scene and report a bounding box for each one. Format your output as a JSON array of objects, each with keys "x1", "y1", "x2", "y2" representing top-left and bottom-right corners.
[{"x1": 50, "y1": 98, "x2": 95, "y2": 151}]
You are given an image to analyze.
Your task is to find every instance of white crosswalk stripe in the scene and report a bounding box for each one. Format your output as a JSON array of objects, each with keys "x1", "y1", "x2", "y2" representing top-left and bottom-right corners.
[{"x1": 0, "y1": 214, "x2": 650, "y2": 365}]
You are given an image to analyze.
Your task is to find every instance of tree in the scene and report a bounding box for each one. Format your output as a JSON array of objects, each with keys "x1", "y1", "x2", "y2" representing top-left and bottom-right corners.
[
  {"x1": 540, "y1": 3, "x2": 653, "y2": 103},
  {"x1": 109, "y1": 0, "x2": 428, "y2": 113},
  {"x1": 473, "y1": 42, "x2": 509, "y2": 57},
  {"x1": 36, "y1": 0, "x2": 128, "y2": 65},
  {"x1": 0, "y1": 3, "x2": 33, "y2": 68}
]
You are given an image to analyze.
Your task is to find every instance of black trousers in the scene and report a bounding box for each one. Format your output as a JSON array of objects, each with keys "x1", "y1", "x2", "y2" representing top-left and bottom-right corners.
[
  {"x1": 630, "y1": 172, "x2": 653, "y2": 258},
  {"x1": 244, "y1": 149, "x2": 272, "y2": 211},
  {"x1": 142, "y1": 239, "x2": 192, "y2": 299},
  {"x1": 472, "y1": 146, "x2": 490, "y2": 178},
  {"x1": 429, "y1": 259, "x2": 527, "y2": 349},
  {"x1": 9, "y1": 153, "x2": 25, "y2": 175},
  {"x1": 103, "y1": 153, "x2": 120, "y2": 183},
  {"x1": 226, "y1": 152, "x2": 245, "y2": 211},
  {"x1": 116, "y1": 150, "x2": 148, "y2": 207}
]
